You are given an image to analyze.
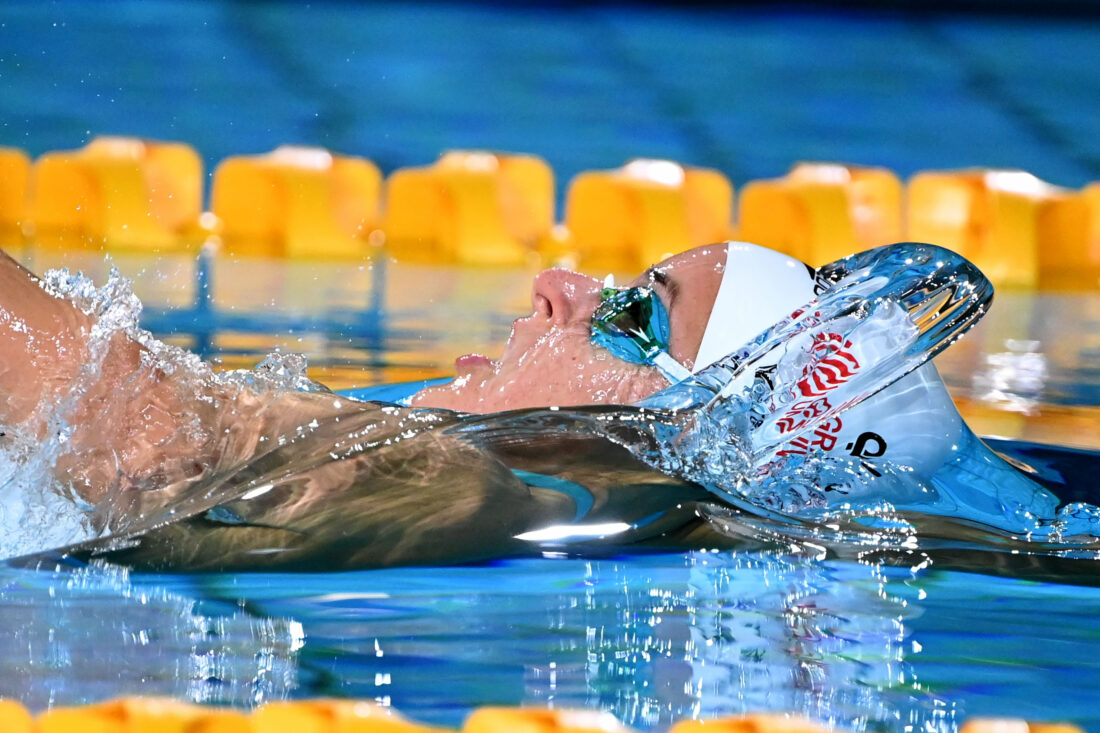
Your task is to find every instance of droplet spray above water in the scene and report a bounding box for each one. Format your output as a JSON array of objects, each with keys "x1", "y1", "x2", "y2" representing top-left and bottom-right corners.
[{"x1": 1, "y1": 263, "x2": 325, "y2": 559}]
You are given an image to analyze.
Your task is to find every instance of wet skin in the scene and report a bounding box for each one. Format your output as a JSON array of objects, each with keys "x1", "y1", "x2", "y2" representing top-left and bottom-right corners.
[
  {"x1": 0, "y1": 245, "x2": 730, "y2": 433},
  {"x1": 0, "y1": 244, "x2": 731, "y2": 509},
  {"x1": 411, "y1": 244, "x2": 728, "y2": 413},
  {"x1": 0, "y1": 245, "x2": 733, "y2": 569}
]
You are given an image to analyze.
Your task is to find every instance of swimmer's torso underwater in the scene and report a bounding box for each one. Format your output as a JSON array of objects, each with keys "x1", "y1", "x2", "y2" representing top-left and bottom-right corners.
[{"x1": 2, "y1": 241, "x2": 1099, "y2": 574}]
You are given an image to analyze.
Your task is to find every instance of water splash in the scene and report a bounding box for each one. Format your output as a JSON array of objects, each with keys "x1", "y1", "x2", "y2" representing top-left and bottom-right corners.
[
  {"x1": 1, "y1": 264, "x2": 325, "y2": 559},
  {"x1": 609, "y1": 244, "x2": 1100, "y2": 545},
  {"x1": 617, "y1": 244, "x2": 990, "y2": 516},
  {"x1": 971, "y1": 338, "x2": 1048, "y2": 413},
  {"x1": 221, "y1": 351, "x2": 329, "y2": 394}
]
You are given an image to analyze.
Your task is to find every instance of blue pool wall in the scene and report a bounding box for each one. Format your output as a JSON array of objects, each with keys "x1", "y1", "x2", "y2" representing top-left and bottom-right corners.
[{"x1": 2, "y1": 0, "x2": 1100, "y2": 209}]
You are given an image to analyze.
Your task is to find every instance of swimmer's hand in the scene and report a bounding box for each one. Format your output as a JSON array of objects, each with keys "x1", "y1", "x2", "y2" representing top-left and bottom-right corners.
[{"x1": 630, "y1": 242, "x2": 994, "y2": 518}]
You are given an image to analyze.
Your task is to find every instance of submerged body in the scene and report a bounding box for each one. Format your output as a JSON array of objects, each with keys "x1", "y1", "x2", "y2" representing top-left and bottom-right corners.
[
  {"x1": 25, "y1": 386, "x2": 1099, "y2": 573},
  {"x1": 56, "y1": 397, "x2": 713, "y2": 571}
]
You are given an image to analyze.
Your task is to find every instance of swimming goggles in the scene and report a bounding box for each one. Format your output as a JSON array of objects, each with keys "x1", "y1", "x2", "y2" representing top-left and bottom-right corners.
[{"x1": 590, "y1": 277, "x2": 692, "y2": 383}]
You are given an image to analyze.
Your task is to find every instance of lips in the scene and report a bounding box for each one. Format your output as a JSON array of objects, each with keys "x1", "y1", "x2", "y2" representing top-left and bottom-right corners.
[{"x1": 455, "y1": 353, "x2": 494, "y2": 372}]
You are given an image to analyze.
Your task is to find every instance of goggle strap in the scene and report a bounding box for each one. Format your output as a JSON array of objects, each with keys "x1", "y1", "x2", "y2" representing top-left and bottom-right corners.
[{"x1": 651, "y1": 352, "x2": 691, "y2": 384}]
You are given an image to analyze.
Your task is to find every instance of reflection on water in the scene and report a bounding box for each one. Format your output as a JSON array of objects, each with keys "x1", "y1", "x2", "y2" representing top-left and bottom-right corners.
[
  {"x1": 935, "y1": 291, "x2": 1100, "y2": 449},
  {"x1": 0, "y1": 562, "x2": 303, "y2": 710},
  {"x1": 14, "y1": 247, "x2": 536, "y2": 392},
  {"x1": 4, "y1": 536, "x2": 1100, "y2": 729},
  {"x1": 172, "y1": 548, "x2": 1100, "y2": 732},
  {"x1": 154, "y1": 549, "x2": 956, "y2": 730}
]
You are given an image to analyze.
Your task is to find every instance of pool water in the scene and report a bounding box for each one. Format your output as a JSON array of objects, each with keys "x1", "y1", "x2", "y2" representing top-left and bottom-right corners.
[
  {"x1": 5, "y1": 546, "x2": 1100, "y2": 730},
  {"x1": 4, "y1": 0, "x2": 1100, "y2": 727},
  {"x1": 1, "y1": 248, "x2": 1099, "y2": 731}
]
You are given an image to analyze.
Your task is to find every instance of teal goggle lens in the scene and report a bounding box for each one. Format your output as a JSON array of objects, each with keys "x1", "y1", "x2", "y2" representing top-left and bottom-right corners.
[{"x1": 590, "y1": 286, "x2": 673, "y2": 365}]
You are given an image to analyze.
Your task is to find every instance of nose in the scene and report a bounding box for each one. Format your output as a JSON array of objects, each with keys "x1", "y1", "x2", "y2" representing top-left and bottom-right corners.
[{"x1": 532, "y1": 268, "x2": 602, "y2": 326}]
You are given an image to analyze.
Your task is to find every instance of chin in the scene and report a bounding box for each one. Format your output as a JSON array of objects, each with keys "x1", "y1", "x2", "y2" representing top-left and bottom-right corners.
[{"x1": 409, "y1": 383, "x2": 469, "y2": 412}]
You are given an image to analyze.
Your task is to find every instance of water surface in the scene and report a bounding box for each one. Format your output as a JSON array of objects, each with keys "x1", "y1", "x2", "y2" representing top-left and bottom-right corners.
[{"x1": 2, "y1": 248, "x2": 1098, "y2": 730}]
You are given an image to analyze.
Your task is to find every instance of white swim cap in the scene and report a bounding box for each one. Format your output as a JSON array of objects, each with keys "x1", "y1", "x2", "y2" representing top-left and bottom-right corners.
[
  {"x1": 693, "y1": 242, "x2": 817, "y2": 372},
  {"x1": 690, "y1": 241, "x2": 964, "y2": 477}
]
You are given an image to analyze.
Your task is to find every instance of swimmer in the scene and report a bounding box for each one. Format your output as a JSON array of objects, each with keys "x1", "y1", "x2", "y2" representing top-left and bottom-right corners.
[
  {"x1": 0, "y1": 245, "x2": 726, "y2": 568},
  {"x1": 0, "y1": 243, "x2": 1071, "y2": 570}
]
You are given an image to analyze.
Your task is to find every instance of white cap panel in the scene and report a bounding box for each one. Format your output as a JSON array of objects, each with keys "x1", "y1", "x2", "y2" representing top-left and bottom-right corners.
[{"x1": 693, "y1": 242, "x2": 817, "y2": 372}]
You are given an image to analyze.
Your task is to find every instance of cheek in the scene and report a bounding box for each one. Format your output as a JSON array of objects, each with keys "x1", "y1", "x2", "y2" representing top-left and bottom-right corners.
[
  {"x1": 413, "y1": 332, "x2": 671, "y2": 413},
  {"x1": 554, "y1": 353, "x2": 668, "y2": 405}
]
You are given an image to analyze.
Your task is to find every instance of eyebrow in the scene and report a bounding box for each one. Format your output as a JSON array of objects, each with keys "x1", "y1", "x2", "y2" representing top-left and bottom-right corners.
[{"x1": 647, "y1": 267, "x2": 680, "y2": 306}]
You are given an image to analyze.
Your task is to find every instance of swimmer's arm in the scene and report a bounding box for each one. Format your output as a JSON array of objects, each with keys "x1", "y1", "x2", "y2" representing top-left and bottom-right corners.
[
  {"x1": 0, "y1": 249, "x2": 101, "y2": 428},
  {"x1": 0, "y1": 248, "x2": 354, "y2": 509}
]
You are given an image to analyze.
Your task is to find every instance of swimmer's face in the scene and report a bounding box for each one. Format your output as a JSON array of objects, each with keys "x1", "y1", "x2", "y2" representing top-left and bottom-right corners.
[{"x1": 410, "y1": 244, "x2": 727, "y2": 413}]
